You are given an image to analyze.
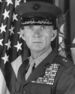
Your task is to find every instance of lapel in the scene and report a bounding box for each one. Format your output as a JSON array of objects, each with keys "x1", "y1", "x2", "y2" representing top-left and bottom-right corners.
[{"x1": 24, "y1": 50, "x2": 57, "y2": 84}]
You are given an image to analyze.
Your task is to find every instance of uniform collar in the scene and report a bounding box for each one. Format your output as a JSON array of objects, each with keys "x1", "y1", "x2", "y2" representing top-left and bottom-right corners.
[{"x1": 29, "y1": 48, "x2": 52, "y2": 67}]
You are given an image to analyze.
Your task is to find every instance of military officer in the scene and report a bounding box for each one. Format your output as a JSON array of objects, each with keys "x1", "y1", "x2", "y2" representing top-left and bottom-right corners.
[{"x1": 10, "y1": 0, "x2": 75, "y2": 94}]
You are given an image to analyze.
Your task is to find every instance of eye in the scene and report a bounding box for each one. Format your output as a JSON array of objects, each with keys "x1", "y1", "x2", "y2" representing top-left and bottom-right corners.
[
  {"x1": 24, "y1": 25, "x2": 33, "y2": 30},
  {"x1": 28, "y1": 25, "x2": 34, "y2": 29}
]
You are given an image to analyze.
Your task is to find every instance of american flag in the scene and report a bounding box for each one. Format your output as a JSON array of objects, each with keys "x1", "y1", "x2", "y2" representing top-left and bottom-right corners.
[{"x1": 0, "y1": 0, "x2": 29, "y2": 94}]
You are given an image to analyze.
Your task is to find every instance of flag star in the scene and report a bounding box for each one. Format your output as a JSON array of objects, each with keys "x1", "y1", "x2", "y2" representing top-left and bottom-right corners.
[
  {"x1": 2, "y1": 53, "x2": 9, "y2": 64},
  {"x1": 13, "y1": 13, "x2": 18, "y2": 21},
  {"x1": 0, "y1": 39, "x2": 3, "y2": 46},
  {"x1": 14, "y1": 41, "x2": 22, "y2": 52},
  {"x1": 0, "y1": 23, "x2": 6, "y2": 33},
  {"x1": 3, "y1": 9, "x2": 10, "y2": 20},
  {"x1": 6, "y1": 0, "x2": 13, "y2": 6},
  {"x1": 9, "y1": 26, "x2": 14, "y2": 35},
  {"x1": 15, "y1": 0, "x2": 21, "y2": 7},
  {"x1": 5, "y1": 40, "x2": 11, "y2": 50}
]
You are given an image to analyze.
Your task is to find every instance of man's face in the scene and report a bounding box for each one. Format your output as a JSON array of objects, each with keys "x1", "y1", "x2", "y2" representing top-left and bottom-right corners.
[{"x1": 21, "y1": 25, "x2": 57, "y2": 52}]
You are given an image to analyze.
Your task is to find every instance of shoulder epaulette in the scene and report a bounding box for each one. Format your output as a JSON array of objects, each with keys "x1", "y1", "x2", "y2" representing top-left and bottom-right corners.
[{"x1": 54, "y1": 55, "x2": 73, "y2": 68}]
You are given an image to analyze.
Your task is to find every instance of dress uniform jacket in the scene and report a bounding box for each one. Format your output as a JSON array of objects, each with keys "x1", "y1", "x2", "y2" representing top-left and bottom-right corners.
[{"x1": 10, "y1": 49, "x2": 75, "y2": 94}]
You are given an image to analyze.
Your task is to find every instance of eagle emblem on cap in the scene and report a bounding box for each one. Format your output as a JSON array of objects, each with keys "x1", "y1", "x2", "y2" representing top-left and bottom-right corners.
[{"x1": 32, "y1": 3, "x2": 41, "y2": 11}]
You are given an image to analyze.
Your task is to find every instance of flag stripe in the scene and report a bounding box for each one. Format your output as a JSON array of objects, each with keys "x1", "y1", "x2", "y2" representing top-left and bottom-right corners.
[
  {"x1": 5, "y1": 62, "x2": 17, "y2": 93},
  {"x1": 0, "y1": 69, "x2": 10, "y2": 94}
]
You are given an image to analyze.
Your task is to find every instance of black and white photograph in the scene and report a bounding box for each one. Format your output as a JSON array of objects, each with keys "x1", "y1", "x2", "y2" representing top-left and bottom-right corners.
[{"x1": 0, "y1": 0, "x2": 75, "y2": 94}]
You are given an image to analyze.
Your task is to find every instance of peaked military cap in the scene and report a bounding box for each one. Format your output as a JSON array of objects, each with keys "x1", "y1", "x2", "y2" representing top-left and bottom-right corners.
[{"x1": 15, "y1": 0, "x2": 62, "y2": 27}]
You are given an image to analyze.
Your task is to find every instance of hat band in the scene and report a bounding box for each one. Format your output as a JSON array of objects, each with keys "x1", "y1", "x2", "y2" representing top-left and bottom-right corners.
[{"x1": 21, "y1": 20, "x2": 53, "y2": 25}]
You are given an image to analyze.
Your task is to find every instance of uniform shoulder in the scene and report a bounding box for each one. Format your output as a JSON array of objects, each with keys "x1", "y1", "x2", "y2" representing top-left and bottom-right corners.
[
  {"x1": 54, "y1": 55, "x2": 74, "y2": 68},
  {"x1": 56, "y1": 64, "x2": 75, "y2": 93},
  {"x1": 55, "y1": 55, "x2": 75, "y2": 92}
]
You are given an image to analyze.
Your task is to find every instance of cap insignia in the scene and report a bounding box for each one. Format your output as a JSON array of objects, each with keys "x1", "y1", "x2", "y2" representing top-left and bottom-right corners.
[{"x1": 32, "y1": 3, "x2": 41, "y2": 11}]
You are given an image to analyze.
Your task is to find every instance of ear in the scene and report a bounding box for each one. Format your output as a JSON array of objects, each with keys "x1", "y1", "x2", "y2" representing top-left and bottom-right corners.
[
  {"x1": 51, "y1": 30, "x2": 57, "y2": 41},
  {"x1": 20, "y1": 28, "x2": 26, "y2": 41},
  {"x1": 21, "y1": 34, "x2": 26, "y2": 41}
]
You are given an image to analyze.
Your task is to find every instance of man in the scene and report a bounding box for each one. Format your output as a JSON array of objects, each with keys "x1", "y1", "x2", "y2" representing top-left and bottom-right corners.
[{"x1": 10, "y1": 0, "x2": 75, "y2": 94}]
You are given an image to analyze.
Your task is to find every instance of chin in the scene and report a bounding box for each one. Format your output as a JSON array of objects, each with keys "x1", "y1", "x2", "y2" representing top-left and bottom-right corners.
[{"x1": 30, "y1": 46, "x2": 45, "y2": 52}]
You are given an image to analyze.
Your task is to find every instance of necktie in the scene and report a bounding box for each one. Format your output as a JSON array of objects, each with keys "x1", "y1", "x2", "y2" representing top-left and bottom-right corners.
[
  {"x1": 16, "y1": 59, "x2": 29, "y2": 93},
  {"x1": 25, "y1": 62, "x2": 35, "y2": 80},
  {"x1": 18, "y1": 59, "x2": 29, "y2": 80}
]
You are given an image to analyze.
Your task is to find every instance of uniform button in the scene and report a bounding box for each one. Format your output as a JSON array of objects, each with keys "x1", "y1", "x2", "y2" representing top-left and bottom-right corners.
[{"x1": 23, "y1": 90, "x2": 26, "y2": 94}]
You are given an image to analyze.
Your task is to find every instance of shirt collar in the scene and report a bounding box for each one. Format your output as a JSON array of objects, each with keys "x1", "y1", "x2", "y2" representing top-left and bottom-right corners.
[{"x1": 29, "y1": 48, "x2": 52, "y2": 67}]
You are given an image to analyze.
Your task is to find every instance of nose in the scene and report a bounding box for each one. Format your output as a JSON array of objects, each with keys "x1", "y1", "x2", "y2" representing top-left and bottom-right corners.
[{"x1": 33, "y1": 26, "x2": 42, "y2": 37}]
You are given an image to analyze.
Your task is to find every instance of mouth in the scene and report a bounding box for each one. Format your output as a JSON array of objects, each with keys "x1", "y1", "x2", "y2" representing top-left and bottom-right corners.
[{"x1": 33, "y1": 41, "x2": 42, "y2": 43}]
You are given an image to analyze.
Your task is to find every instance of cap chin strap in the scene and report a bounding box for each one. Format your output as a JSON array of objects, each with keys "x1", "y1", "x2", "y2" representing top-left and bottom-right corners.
[{"x1": 21, "y1": 20, "x2": 53, "y2": 25}]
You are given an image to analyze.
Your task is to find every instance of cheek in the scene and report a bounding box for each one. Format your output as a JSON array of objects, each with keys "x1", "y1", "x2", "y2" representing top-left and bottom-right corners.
[
  {"x1": 45, "y1": 36, "x2": 51, "y2": 45},
  {"x1": 43, "y1": 32, "x2": 52, "y2": 43},
  {"x1": 23, "y1": 29, "x2": 32, "y2": 40},
  {"x1": 23, "y1": 33, "x2": 33, "y2": 47}
]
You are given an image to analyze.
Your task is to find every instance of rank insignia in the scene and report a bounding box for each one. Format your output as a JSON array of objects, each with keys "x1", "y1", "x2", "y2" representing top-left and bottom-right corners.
[
  {"x1": 62, "y1": 58, "x2": 68, "y2": 62},
  {"x1": 31, "y1": 63, "x2": 60, "y2": 85}
]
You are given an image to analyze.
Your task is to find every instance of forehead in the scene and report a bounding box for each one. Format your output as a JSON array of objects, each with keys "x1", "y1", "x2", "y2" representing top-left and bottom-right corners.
[{"x1": 22, "y1": 25, "x2": 54, "y2": 29}]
